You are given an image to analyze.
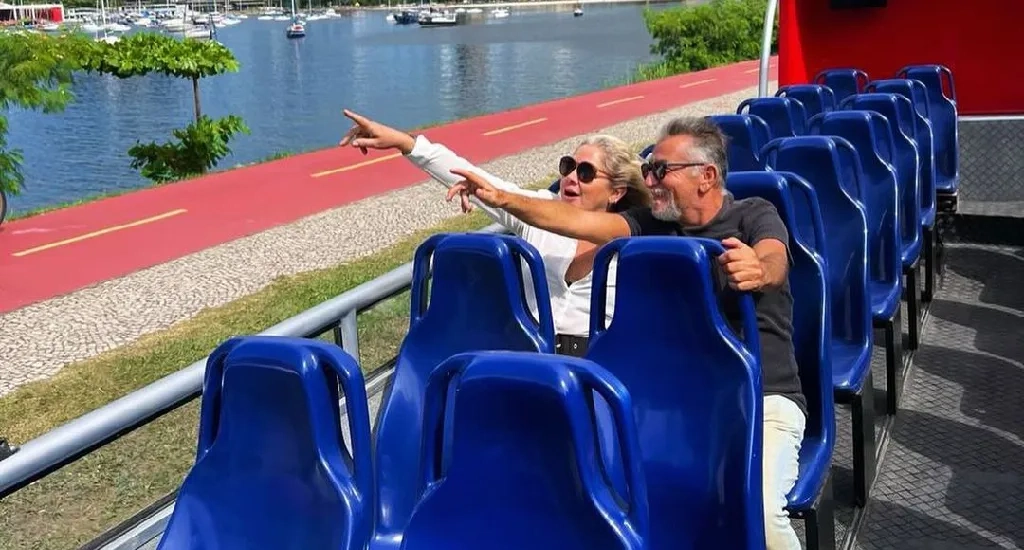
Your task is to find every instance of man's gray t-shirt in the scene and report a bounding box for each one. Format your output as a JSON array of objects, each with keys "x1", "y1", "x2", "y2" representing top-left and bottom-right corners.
[{"x1": 618, "y1": 194, "x2": 807, "y2": 415}]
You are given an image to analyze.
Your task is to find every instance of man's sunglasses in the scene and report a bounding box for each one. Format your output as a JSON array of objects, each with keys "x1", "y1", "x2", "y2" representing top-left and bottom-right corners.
[
  {"x1": 558, "y1": 155, "x2": 607, "y2": 184},
  {"x1": 641, "y1": 160, "x2": 706, "y2": 181}
]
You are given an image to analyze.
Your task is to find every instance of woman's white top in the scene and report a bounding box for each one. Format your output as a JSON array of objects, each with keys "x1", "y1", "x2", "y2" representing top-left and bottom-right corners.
[{"x1": 405, "y1": 135, "x2": 617, "y2": 338}]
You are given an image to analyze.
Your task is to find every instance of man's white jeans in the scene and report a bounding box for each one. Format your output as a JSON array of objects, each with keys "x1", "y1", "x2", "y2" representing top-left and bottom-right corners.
[{"x1": 763, "y1": 395, "x2": 807, "y2": 550}]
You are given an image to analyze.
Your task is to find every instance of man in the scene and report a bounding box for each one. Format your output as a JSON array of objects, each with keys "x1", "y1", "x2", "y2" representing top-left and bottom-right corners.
[{"x1": 447, "y1": 116, "x2": 807, "y2": 550}]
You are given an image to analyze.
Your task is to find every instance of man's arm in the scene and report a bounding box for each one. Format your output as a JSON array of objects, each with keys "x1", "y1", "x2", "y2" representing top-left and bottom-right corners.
[
  {"x1": 746, "y1": 198, "x2": 791, "y2": 290},
  {"x1": 497, "y1": 190, "x2": 633, "y2": 244},
  {"x1": 752, "y1": 238, "x2": 789, "y2": 289}
]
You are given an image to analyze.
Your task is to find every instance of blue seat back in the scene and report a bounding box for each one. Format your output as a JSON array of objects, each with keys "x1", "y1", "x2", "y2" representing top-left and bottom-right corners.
[
  {"x1": 897, "y1": 64, "x2": 960, "y2": 189},
  {"x1": 840, "y1": 93, "x2": 922, "y2": 258},
  {"x1": 159, "y1": 337, "x2": 374, "y2": 550},
  {"x1": 737, "y1": 96, "x2": 808, "y2": 138},
  {"x1": 639, "y1": 143, "x2": 654, "y2": 159},
  {"x1": 586, "y1": 237, "x2": 764, "y2": 550},
  {"x1": 708, "y1": 114, "x2": 772, "y2": 171},
  {"x1": 761, "y1": 136, "x2": 872, "y2": 349},
  {"x1": 807, "y1": 111, "x2": 902, "y2": 288},
  {"x1": 777, "y1": 84, "x2": 838, "y2": 118},
  {"x1": 402, "y1": 351, "x2": 648, "y2": 550},
  {"x1": 814, "y1": 68, "x2": 869, "y2": 104},
  {"x1": 863, "y1": 79, "x2": 938, "y2": 223},
  {"x1": 726, "y1": 172, "x2": 835, "y2": 460},
  {"x1": 373, "y1": 233, "x2": 556, "y2": 539},
  {"x1": 777, "y1": 171, "x2": 828, "y2": 257}
]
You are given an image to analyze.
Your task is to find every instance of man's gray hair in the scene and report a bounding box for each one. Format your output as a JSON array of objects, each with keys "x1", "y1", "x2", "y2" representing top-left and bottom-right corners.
[{"x1": 658, "y1": 116, "x2": 729, "y2": 186}]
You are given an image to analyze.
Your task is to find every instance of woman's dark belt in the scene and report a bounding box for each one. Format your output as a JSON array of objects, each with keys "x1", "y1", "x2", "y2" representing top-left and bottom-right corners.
[{"x1": 555, "y1": 334, "x2": 589, "y2": 358}]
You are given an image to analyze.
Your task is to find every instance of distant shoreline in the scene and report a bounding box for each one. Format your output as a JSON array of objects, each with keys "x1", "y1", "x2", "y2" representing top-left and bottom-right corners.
[{"x1": 361, "y1": 0, "x2": 680, "y2": 10}]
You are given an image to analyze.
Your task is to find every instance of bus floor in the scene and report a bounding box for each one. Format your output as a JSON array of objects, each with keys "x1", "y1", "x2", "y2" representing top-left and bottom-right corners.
[{"x1": 810, "y1": 241, "x2": 1024, "y2": 550}]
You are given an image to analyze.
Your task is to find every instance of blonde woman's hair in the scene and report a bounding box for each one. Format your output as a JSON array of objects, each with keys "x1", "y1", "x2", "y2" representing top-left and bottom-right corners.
[{"x1": 577, "y1": 134, "x2": 652, "y2": 212}]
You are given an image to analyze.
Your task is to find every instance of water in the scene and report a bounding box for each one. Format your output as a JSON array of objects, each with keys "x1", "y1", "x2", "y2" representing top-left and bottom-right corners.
[{"x1": 5, "y1": 3, "x2": 669, "y2": 212}]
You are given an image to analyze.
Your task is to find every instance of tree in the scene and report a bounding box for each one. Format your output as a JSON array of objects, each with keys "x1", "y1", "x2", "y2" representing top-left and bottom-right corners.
[
  {"x1": 638, "y1": 0, "x2": 777, "y2": 78},
  {"x1": 84, "y1": 33, "x2": 250, "y2": 183},
  {"x1": 86, "y1": 32, "x2": 240, "y2": 123},
  {"x1": 0, "y1": 31, "x2": 248, "y2": 196},
  {"x1": 0, "y1": 32, "x2": 94, "y2": 196}
]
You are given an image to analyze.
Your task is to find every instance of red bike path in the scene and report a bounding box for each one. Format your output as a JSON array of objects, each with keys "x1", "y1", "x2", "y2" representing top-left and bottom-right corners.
[{"x1": 0, "y1": 59, "x2": 776, "y2": 314}]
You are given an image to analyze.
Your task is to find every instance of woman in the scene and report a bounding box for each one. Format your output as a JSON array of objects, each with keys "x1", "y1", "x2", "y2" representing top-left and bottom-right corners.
[{"x1": 339, "y1": 109, "x2": 650, "y2": 357}]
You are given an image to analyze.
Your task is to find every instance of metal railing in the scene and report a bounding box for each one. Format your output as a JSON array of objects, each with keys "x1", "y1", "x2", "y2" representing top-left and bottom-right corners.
[
  {"x1": 0, "y1": 223, "x2": 507, "y2": 498},
  {"x1": 758, "y1": 0, "x2": 779, "y2": 98}
]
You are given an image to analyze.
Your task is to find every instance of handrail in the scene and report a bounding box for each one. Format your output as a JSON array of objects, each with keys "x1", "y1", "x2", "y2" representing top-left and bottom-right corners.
[
  {"x1": 758, "y1": 0, "x2": 779, "y2": 97},
  {"x1": 0, "y1": 222, "x2": 508, "y2": 498}
]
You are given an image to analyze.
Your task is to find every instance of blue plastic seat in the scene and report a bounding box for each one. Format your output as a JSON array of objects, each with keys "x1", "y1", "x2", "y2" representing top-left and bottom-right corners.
[
  {"x1": 839, "y1": 94, "x2": 923, "y2": 270},
  {"x1": 896, "y1": 64, "x2": 960, "y2": 207},
  {"x1": 158, "y1": 336, "x2": 374, "y2": 550},
  {"x1": 372, "y1": 233, "x2": 556, "y2": 549},
  {"x1": 807, "y1": 111, "x2": 902, "y2": 321},
  {"x1": 400, "y1": 351, "x2": 649, "y2": 550},
  {"x1": 737, "y1": 96, "x2": 808, "y2": 138},
  {"x1": 862, "y1": 79, "x2": 937, "y2": 230},
  {"x1": 761, "y1": 136, "x2": 876, "y2": 507},
  {"x1": 586, "y1": 236, "x2": 765, "y2": 550},
  {"x1": 840, "y1": 93, "x2": 927, "y2": 351},
  {"x1": 863, "y1": 78, "x2": 941, "y2": 303},
  {"x1": 814, "y1": 68, "x2": 869, "y2": 105},
  {"x1": 727, "y1": 172, "x2": 837, "y2": 549},
  {"x1": 808, "y1": 111, "x2": 907, "y2": 416},
  {"x1": 776, "y1": 84, "x2": 837, "y2": 118},
  {"x1": 706, "y1": 114, "x2": 772, "y2": 171}
]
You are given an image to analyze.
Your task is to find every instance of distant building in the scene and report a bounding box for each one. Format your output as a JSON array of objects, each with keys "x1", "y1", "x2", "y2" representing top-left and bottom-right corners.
[{"x1": 0, "y1": 2, "x2": 65, "y2": 22}]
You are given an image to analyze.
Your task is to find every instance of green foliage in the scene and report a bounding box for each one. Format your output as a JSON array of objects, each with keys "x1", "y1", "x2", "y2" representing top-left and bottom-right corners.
[
  {"x1": 636, "y1": 0, "x2": 777, "y2": 80},
  {"x1": 0, "y1": 32, "x2": 95, "y2": 195},
  {"x1": 128, "y1": 115, "x2": 250, "y2": 184},
  {"x1": 0, "y1": 31, "x2": 244, "y2": 194},
  {"x1": 83, "y1": 32, "x2": 239, "y2": 81}
]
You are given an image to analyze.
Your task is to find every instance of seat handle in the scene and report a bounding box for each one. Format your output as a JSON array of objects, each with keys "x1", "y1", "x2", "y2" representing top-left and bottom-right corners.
[
  {"x1": 689, "y1": 238, "x2": 761, "y2": 361},
  {"x1": 504, "y1": 236, "x2": 556, "y2": 348},
  {"x1": 196, "y1": 337, "x2": 247, "y2": 458},
  {"x1": 572, "y1": 363, "x2": 650, "y2": 533},
  {"x1": 939, "y1": 65, "x2": 957, "y2": 103},
  {"x1": 417, "y1": 355, "x2": 469, "y2": 487},
  {"x1": 321, "y1": 346, "x2": 375, "y2": 504},
  {"x1": 409, "y1": 233, "x2": 448, "y2": 323},
  {"x1": 736, "y1": 97, "x2": 755, "y2": 115},
  {"x1": 589, "y1": 237, "x2": 631, "y2": 338}
]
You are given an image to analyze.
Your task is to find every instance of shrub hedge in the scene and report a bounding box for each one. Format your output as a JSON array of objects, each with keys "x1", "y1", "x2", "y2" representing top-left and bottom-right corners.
[{"x1": 634, "y1": 0, "x2": 778, "y2": 81}]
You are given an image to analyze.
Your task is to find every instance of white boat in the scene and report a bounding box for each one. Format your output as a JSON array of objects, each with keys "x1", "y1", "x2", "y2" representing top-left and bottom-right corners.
[
  {"x1": 184, "y1": 25, "x2": 212, "y2": 39},
  {"x1": 285, "y1": 20, "x2": 305, "y2": 37},
  {"x1": 161, "y1": 18, "x2": 187, "y2": 31},
  {"x1": 573, "y1": 7, "x2": 583, "y2": 16},
  {"x1": 419, "y1": 10, "x2": 456, "y2": 26},
  {"x1": 491, "y1": 7, "x2": 509, "y2": 18},
  {"x1": 285, "y1": 0, "x2": 304, "y2": 38}
]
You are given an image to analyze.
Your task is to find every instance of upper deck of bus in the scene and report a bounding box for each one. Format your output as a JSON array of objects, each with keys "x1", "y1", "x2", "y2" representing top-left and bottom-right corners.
[{"x1": 2, "y1": 0, "x2": 1023, "y2": 549}]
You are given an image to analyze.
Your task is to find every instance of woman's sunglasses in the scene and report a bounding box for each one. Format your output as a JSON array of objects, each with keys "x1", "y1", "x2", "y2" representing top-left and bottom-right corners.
[
  {"x1": 641, "y1": 160, "x2": 707, "y2": 181},
  {"x1": 558, "y1": 155, "x2": 607, "y2": 184}
]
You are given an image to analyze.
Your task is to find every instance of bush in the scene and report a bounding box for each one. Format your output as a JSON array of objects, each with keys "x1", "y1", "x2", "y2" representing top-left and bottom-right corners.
[
  {"x1": 635, "y1": 0, "x2": 777, "y2": 80},
  {"x1": 128, "y1": 115, "x2": 249, "y2": 184}
]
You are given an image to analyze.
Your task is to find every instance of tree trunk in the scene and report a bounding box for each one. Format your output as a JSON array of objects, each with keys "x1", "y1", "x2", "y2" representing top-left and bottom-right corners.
[{"x1": 192, "y1": 77, "x2": 201, "y2": 122}]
